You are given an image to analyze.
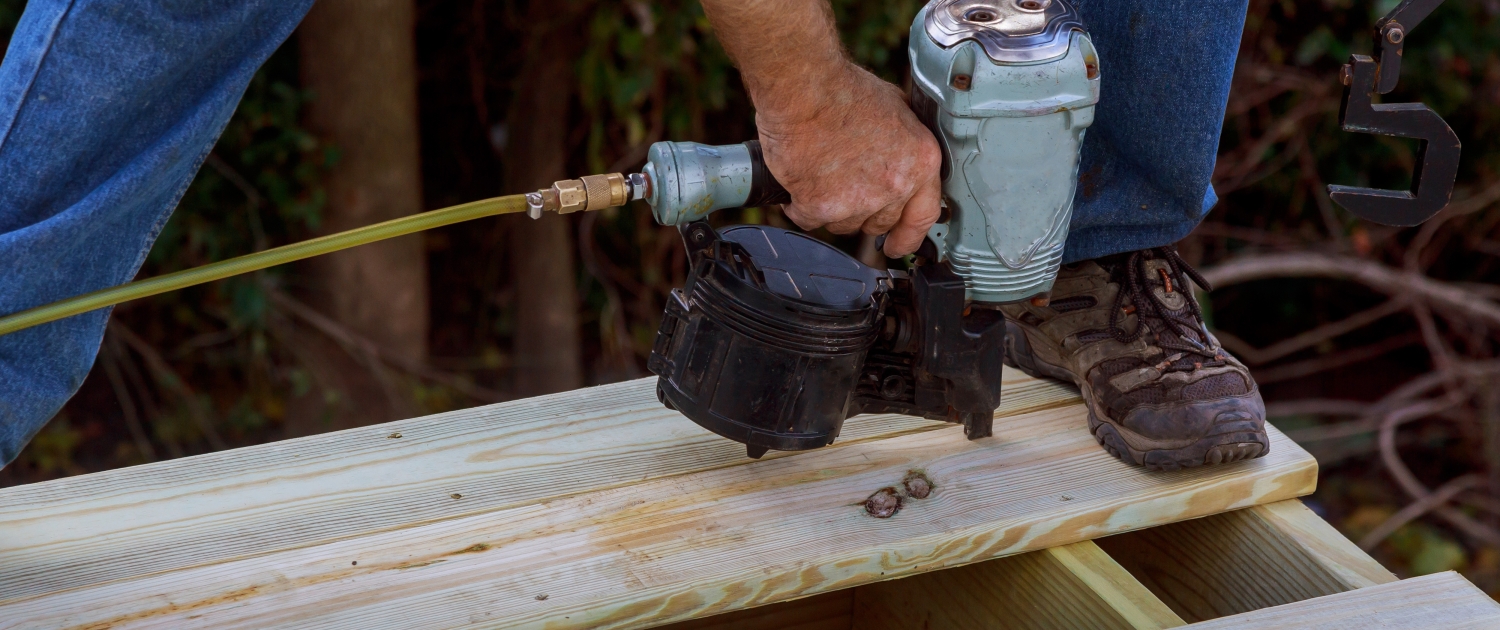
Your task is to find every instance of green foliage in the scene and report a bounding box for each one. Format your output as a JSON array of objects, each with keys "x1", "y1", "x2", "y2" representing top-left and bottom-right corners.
[
  {"x1": 831, "y1": 0, "x2": 924, "y2": 79},
  {"x1": 1341, "y1": 492, "x2": 1471, "y2": 577},
  {"x1": 1396, "y1": 523, "x2": 1470, "y2": 575},
  {"x1": 22, "y1": 416, "x2": 84, "y2": 477},
  {"x1": 576, "y1": 0, "x2": 739, "y2": 173}
]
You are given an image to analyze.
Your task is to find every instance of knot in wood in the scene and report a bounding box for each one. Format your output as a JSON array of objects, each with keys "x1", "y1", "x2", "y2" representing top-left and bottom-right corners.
[
  {"x1": 865, "y1": 487, "x2": 903, "y2": 518},
  {"x1": 902, "y1": 471, "x2": 934, "y2": 500}
]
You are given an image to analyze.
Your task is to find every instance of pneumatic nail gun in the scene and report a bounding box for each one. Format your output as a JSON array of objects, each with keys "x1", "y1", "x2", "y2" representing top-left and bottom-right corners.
[{"x1": 527, "y1": 0, "x2": 1100, "y2": 458}]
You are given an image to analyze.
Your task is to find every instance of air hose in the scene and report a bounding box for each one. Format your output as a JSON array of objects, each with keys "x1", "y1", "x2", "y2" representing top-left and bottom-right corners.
[
  {"x1": 0, "y1": 194, "x2": 531, "y2": 337},
  {"x1": 0, "y1": 147, "x2": 750, "y2": 338}
]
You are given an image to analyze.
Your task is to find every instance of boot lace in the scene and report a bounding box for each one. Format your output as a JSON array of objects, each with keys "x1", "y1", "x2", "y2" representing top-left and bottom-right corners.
[{"x1": 1105, "y1": 247, "x2": 1225, "y2": 366}]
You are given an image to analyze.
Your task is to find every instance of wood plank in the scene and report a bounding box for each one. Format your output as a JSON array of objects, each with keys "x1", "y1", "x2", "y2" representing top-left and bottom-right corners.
[
  {"x1": 1047, "y1": 542, "x2": 1187, "y2": 629},
  {"x1": 1179, "y1": 572, "x2": 1500, "y2": 629},
  {"x1": 0, "y1": 394, "x2": 1315, "y2": 628},
  {"x1": 1095, "y1": 499, "x2": 1394, "y2": 623},
  {"x1": 850, "y1": 541, "x2": 1185, "y2": 630},
  {"x1": 1250, "y1": 500, "x2": 1397, "y2": 588},
  {"x1": 653, "y1": 590, "x2": 851, "y2": 630},
  {"x1": 0, "y1": 368, "x2": 1077, "y2": 604}
]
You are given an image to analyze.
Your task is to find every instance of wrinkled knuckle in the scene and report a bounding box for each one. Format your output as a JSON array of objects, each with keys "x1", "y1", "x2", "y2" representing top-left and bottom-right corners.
[
  {"x1": 812, "y1": 203, "x2": 848, "y2": 225},
  {"x1": 882, "y1": 169, "x2": 913, "y2": 197}
]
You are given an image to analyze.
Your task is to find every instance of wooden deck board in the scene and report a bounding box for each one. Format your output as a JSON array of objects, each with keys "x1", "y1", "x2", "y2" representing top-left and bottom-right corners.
[
  {"x1": 0, "y1": 369, "x2": 1316, "y2": 629},
  {"x1": 0, "y1": 370, "x2": 1071, "y2": 603},
  {"x1": 1178, "y1": 572, "x2": 1500, "y2": 629}
]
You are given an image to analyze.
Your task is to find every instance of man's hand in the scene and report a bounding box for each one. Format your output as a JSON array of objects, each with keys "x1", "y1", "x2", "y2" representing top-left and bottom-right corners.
[{"x1": 699, "y1": 0, "x2": 942, "y2": 257}]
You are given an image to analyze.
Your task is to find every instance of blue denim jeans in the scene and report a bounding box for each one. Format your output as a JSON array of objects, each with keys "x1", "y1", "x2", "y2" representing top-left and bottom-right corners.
[{"x1": 0, "y1": 0, "x2": 1247, "y2": 465}]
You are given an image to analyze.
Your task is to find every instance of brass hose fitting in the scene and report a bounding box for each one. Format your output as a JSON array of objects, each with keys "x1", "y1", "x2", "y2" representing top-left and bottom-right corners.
[{"x1": 526, "y1": 172, "x2": 643, "y2": 219}]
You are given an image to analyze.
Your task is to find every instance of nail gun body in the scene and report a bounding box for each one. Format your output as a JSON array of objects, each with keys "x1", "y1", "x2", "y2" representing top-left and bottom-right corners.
[
  {"x1": 912, "y1": 0, "x2": 1099, "y2": 303},
  {"x1": 582, "y1": 0, "x2": 1099, "y2": 458}
]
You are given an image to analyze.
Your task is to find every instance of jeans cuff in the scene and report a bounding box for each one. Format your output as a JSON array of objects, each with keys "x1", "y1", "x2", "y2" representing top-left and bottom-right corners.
[{"x1": 1061, "y1": 218, "x2": 1203, "y2": 264}]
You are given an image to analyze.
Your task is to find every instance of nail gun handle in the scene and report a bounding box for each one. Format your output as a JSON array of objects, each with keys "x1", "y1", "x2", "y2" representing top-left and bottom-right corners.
[
  {"x1": 642, "y1": 140, "x2": 791, "y2": 225},
  {"x1": 742, "y1": 140, "x2": 791, "y2": 208}
]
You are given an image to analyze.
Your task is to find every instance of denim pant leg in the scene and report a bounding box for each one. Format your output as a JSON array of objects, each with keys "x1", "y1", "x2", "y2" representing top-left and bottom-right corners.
[
  {"x1": 0, "y1": 0, "x2": 314, "y2": 466},
  {"x1": 1064, "y1": 0, "x2": 1250, "y2": 263}
]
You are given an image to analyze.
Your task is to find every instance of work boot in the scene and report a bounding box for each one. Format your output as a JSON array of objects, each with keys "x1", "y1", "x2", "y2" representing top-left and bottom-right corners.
[{"x1": 999, "y1": 246, "x2": 1269, "y2": 471}]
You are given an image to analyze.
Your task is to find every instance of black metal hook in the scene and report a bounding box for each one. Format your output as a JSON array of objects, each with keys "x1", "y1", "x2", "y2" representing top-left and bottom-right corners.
[{"x1": 1327, "y1": 0, "x2": 1461, "y2": 227}]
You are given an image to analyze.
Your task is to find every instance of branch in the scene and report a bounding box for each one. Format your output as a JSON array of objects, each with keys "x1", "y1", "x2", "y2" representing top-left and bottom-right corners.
[
  {"x1": 1190, "y1": 222, "x2": 1307, "y2": 248},
  {"x1": 1377, "y1": 391, "x2": 1500, "y2": 547},
  {"x1": 110, "y1": 322, "x2": 228, "y2": 451},
  {"x1": 1213, "y1": 97, "x2": 1335, "y2": 190},
  {"x1": 579, "y1": 211, "x2": 644, "y2": 378},
  {"x1": 1404, "y1": 178, "x2": 1500, "y2": 272},
  {"x1": 265, "y1": 289, "x2": 508, "y2": 404},
  {"x1": 1358, "y1": 474, "x2": 1486, "y2": 550},
  {"x1": 1250, "y1": 331, "x2": 1422, "y2": 385},
  {"x1": 1282, "y1": 364, "x2": 1495, "y2": 443},
  {"x1": 1412, "y1": 301, "x2": 1457, "y2": 373},
  {"x1": 1297, "y1": 139, "x2": 1348, "y2": 250},
  {"x1": 99, "y1": 337, "x2": 158, "y2": 462},
  {"x1": 1266, "y1": 398, "x2": 1370, "y2": 418},
  {"x1": 1216, "y1": 298, "x2": 1409, "y2": 366},
  {"x1": 1201, "y1": 252, "x2": 1500, "y2": 331}
]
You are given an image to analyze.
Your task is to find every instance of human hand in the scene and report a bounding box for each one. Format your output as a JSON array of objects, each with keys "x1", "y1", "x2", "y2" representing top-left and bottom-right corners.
[{"x1": 753, "y1": 62, "x2": 943, "y2": 257}]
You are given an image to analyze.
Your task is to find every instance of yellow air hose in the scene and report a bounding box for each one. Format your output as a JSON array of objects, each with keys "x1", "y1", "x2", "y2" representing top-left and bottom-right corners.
[{"x1": 0, "y1": 194, "x2": 530, "y2": 337}]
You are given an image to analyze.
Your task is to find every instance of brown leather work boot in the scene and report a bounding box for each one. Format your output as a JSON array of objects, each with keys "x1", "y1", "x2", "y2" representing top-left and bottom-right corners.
[{"x1": 999, "y1": 247, "x2": 1269, "y2": 471}]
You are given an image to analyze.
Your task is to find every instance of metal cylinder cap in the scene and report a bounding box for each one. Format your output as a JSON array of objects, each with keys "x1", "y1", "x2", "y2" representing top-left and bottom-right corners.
[{"x1": 925, "y1": 0, "x2": 1085, "y2": 63}]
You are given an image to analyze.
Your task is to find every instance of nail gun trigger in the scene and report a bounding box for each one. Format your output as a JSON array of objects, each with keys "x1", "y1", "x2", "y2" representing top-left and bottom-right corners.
[{"x1": 914, "y1": 237, "x2": 942, "y2": 264}]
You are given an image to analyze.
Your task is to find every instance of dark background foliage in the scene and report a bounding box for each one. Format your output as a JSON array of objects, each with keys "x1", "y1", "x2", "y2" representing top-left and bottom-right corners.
[{"x1": 3, "y1": 0, "x2": 1500, "y2": 593}]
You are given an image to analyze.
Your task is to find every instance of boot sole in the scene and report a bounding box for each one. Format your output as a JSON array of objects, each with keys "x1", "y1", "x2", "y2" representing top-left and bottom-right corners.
[{"x1": 1003, "y1": 320, "x2": 1269, "y2": 472}]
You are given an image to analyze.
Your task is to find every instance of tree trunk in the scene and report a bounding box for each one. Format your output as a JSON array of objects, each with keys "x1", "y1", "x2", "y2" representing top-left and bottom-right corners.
[
  {"x1": 502, "y1": 2, "x2": 586, "y2": 397},
  {"x1": 288, "y1": 0, "x2": 426, "y2": 436}
]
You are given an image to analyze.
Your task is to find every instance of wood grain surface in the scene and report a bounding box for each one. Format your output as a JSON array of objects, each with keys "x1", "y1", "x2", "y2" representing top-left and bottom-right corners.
[
  {"x1": 1097, "y1": 500, "x2": 1394, "y2": 623},
  {"x1": 0, "y1": 369, "x2": 1315, "y2": 629},
  {"x1": 1248, "y1": 500, "x2": 1397, "y2": 589},
  {"x1": 1178, "y1": 572, "x2": 1500, "y2": 629},
  {"x1": 0, "y1": 370, "x2": 1069, "y2": 603},
  {"x1": 850, "y1": 541, "x2": 1186, "y2": 630}
]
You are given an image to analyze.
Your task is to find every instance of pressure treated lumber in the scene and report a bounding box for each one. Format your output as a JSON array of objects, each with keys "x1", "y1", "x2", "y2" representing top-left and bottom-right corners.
[
  {"x1": 0, "y1": 369, "x2": 1315, "y2": 629},
  {"x1": 677, "y1": 498, "x2": 1388, "y2": 630},
  {"x1": 1247, "y1": 499, "x2": 1398, "y2": 589},
  {"x1": 849, "y1": 540, "x2": 1186, "y2": 630},
  {"x1": 1096, "y1": 499, "x2": 1397, "y2": 623},
  {"x1": 1, "y1": 372, "x2": 1070, "y2": 602},
  {"x1": 1178, "y1": 571, "x2": 1500, "y2": 629}
]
